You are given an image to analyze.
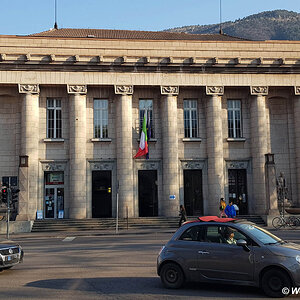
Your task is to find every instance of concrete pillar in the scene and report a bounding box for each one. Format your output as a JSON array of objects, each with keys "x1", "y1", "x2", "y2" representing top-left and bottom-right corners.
[
  {"x1": 160, "y1": 86, "x2": 179, "y2": 216},
  {"x1": 265, "y1": 154, "x2": 279, "y2": 215},
  {"x1": 18, "y1": 84, "x2": 40, "y2": 221},
  {"x1": 205, "y1": 86, "x2": 224, "y2": 215},
  {"x1": 250, "y1": 86, "x2": 269, "y2": 215},
  {"x1": 114, "y1": 85, "x2": 134, "y2": 218},
  {"x1": 294, "y1": 87, "x2": 300, "y2": 207},
  {"x1": 68, "y1": 85, "x2": 87, "y2": 219}
]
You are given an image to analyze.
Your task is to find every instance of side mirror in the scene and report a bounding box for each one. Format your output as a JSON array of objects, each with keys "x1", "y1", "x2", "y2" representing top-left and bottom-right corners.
[{"x1": 237, "y1": 239, "x2": 250, "y2": 252}]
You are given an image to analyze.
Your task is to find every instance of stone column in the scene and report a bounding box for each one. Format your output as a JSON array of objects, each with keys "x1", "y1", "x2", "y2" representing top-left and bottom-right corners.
[
  {"x1": 205, "y1": 86, "x2": 224, "y2": 215},
  {"x1": 68, "y1": 85, "x2": 87, "y2": 219},
  {"x1": 160, "y1": 86, "x2": 180, "y2": 216},
  {"x1": 265, "y1": 154, "x2": 279, "y2": 215},
  {"x1": 294, "y1": 86, "x2": 300, "y2": 207},
  {"x1": 114, "y1": 85, "x2": 134, "y2": 218},
  {"x1": 250, "y1": 86, "x2": 269, "y2": 215},
  {"x1": 18, "y1": 84, "x2": 40, "y2": 221}
]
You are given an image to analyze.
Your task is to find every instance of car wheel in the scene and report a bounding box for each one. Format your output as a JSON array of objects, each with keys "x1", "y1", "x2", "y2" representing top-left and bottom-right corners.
[
  {"x1": 160, "y1": 263, "x2": 184, "y2": 289},
  {"x1": 261, "y1": 269, "x2": 291, "y2": 298}
]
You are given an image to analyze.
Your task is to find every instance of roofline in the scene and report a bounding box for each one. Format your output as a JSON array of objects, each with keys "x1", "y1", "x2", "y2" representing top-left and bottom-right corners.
[{"x1": 0, "y1": 34, "x2": 300, "y2": 44}]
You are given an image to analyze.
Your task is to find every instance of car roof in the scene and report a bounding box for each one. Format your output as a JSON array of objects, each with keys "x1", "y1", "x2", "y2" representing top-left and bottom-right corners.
[{"x1": 183, "y1": 216, "x2": 256, "y2": 226}]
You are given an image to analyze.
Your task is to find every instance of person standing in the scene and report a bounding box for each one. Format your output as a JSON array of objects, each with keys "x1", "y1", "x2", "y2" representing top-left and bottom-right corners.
[
  {"x1": 219, "y1": 198, "x2": 227, "y2": 218},
  {"x1": 225, "y1": 201, "x2": 236, "y2": 218},
  {"x1": 178, "y1": 205, "x2": 187, "y2": 227}
]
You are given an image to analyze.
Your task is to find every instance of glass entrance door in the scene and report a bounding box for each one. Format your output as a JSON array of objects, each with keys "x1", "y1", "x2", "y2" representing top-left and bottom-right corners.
[{"x1": 45, "y1": 186, "x2": 64, "y2": 219}]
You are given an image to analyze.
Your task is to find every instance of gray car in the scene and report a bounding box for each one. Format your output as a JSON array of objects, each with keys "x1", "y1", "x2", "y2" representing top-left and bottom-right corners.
[
  {"x1": 157, "y1": 218, "x2": 300, "y2": 298},
  {"x1": 0, "y1": 240, "x2": 24, "y2": 271}
]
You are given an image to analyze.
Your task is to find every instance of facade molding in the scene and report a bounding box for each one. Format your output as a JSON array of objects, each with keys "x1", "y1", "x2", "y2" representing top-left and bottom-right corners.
[
  {"x1": 67, "y1": 84, "x2": 87, "y2": 94},
  {"x1": 40, "y1": 160, "x2": 68, "y2": 172},
  {"x1": 160, "y1": 86, "x2": 179, "y2": 95},
  {"x1": 205, "y1": 86, "x2": 224, "y2": 95},
  {"x1": 114, "y1": 85, "x2": 133, "y2": 95},
  {"x1": 18, "y1": 84, "x2": 40, "y2": 94},
  {"x1": 225, "y1": 160, "x2": 250, "y2": 170},
  {"x1": 88, "y1": 160, "x2": 115, "y2": 171},
  {"x1": 181, "y1": 159, "x2": 205, "y2": 170},
  {"x1": 250, "y1": 86, "x2": 269, "y2": 96}
]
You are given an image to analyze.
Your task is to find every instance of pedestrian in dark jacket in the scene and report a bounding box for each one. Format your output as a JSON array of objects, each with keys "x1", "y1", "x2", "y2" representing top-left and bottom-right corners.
[
  {"x1": 179, "y1": 205, "x2": 187, "y2": 227},
  {"x1": 225, "y1": 201, "x2": 236, "y2": 218}
]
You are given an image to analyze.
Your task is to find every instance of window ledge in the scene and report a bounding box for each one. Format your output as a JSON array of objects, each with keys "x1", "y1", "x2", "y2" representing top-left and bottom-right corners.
[
  {"x1": 91, "y1": 138, "x2": 112, "y2": 142},
  {"x1": 227, "y1": 138, "x2": 246, "y2": 142},
  {"x1": 43, "y1": 138, "x2": 64, "y2": 143},
  {"x1": 182, "y1": 138, "x2": 202, "y2": 142},
  {"x1": 137, "y1": 139, "x2": 157, "y2": 143}
]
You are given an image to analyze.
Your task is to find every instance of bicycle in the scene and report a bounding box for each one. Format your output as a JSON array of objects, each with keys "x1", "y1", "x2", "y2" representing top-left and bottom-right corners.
[{"x1": 272, "y1": 215, "x2": 300, "y2": 229}]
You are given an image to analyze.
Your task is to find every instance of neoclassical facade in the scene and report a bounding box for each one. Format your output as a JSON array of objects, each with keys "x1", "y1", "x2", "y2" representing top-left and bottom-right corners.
[{"x1": 0, "y1": 28, "x2": 299, "y2": 221}]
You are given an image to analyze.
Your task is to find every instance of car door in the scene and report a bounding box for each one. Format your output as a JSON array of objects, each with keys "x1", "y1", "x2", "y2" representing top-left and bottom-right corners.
[
  {"x1": 176, "y1": 224, "x2": 206, "y2": 281},
  {"x1": 197, "y1": 225, "x2": 255, "y2": 283}
]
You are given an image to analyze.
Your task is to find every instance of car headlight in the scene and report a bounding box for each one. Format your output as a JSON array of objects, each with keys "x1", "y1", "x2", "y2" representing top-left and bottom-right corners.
[{"x1": 296, "y1": 255, "x2": 300, "y2": 264}]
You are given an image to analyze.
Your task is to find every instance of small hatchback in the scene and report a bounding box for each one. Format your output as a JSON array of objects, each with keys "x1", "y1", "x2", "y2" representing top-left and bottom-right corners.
[
  {"x1": 157, "y1": 216, "x2": 300, "y2": 298},
  {"x1": 0, "y1": 240, "x2": 24, "y2": 271}
]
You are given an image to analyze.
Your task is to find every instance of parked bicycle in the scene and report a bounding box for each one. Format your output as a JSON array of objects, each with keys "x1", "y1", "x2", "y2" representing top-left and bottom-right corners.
[{"x1": 272, "y1": 215, "x2": 300, "y2": 229}]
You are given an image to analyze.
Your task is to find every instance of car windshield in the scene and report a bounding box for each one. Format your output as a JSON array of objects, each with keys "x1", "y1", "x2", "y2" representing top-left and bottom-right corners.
[{"x1": 239, "y1": 223, "x2": 283, "y2": 245}]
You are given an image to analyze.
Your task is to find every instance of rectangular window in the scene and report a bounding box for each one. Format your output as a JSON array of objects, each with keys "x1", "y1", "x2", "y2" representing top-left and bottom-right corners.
[
  {"x1": 47, "y1": 98, "x2": 62, "y2": 138},
  {"x1": 184, "y1": 99, "x2": 198, "y2": 138},
  {"x1": 94, "y1": 99, "x2": 108, "y2": 138},
  {"x1": 139, "y1": 99, "x2": 154, "y2": 138},
  {"x1": 227, "y1": 100, "x2": 242, "y2": 138}
]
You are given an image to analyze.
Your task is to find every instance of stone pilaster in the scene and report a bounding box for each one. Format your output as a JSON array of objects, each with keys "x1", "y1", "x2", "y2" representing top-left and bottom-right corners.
[
  {"x1": 250, "y1": 86, "x2": 269, "y2": 214},
  {"x1": 160, "y1": 86, "x2": 179, "y2": 216},
  {"x1": 18, "y1": 84, "x2": 40, "y2": 221},
  {"x1": 205, "y1": 86, "x2": 224, "y2": 215},
  {"x1": 294, "y1": 86, "x2": 300, "y2": 207},
  {"x1": 68, "y1": 84, "x2": 87, "y2": 219},
  {"x1": 114, "y1": 85, "x2": 134, "y2": 218}
]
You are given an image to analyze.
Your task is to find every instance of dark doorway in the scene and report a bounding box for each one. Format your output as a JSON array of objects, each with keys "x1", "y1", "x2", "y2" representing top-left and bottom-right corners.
[
  {"x1": 92, "y1": 171, "x2": 112, "y2": 218},
  {"x1": 184, "y1": 170, "x2": 203, "y2": 216},
  {"x1": 138, "y1": 170, "x2": 158, "y2": 217},
  {"x1": 228, "y1": 169, "x2": 248, "y2": 215}
]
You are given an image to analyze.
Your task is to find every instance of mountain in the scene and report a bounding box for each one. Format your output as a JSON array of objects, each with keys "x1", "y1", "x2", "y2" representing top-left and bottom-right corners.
[{"x1": 165, "y1": 10, "x2": 300, "y2": 41}]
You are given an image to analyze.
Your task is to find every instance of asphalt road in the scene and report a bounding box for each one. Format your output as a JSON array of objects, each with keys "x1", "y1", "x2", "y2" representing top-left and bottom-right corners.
[{"x1": 0, "y1": 229, "x2": 299, "y2": 300}]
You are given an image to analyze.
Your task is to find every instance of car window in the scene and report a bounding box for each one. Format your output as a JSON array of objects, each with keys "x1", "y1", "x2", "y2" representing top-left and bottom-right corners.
[
  {"x1": 205, "y1": 225, "x2": 225, "y2": 243},
  {"x1": 205, "y1": 225, "x2": 251, "y2": 245},
  {"x1": 179, "y1": 225, "x2": 205, "y2": 242}
]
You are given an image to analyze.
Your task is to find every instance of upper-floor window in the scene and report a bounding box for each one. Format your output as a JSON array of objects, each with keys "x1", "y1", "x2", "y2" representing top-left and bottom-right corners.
[
  {"x1": 47, "y1": 98, "x2": 62, "y2": 138},
  {"x1": 227, "y1": 100, "x2": 242, "y2": 138},
  {"x1": 139, "y1": 99, "x2": 154, "y2": 138},
  {"x1": 94, "y1": 99, "x2": 108, "y2": 138},
  {"x1": 184, "y1": 99, "x2": 198, "y2": 138}
]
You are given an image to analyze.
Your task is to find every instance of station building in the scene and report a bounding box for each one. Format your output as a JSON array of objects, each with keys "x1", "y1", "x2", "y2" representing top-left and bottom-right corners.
[{"x1": 0, "y1": 28, "x2": 299, "y2": 221}]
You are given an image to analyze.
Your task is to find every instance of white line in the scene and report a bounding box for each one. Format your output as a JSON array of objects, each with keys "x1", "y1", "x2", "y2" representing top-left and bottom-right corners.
[{"x1": 62, "y1": 237, "x2": 76, "y2": 242}]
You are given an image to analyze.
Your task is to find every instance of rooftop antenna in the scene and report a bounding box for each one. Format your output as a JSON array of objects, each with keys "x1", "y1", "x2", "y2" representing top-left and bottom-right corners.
[
  {"x1": 54, "y1": 0, "x2": 58, "y2": 29},
  {"x1": 219, "y1": 0, "x2": 223, "y2": 34}
]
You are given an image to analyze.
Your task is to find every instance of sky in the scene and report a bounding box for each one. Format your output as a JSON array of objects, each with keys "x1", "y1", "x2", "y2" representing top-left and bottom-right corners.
[{"x1": 0, "y1": 0, "x2": 299, "y2": 35}]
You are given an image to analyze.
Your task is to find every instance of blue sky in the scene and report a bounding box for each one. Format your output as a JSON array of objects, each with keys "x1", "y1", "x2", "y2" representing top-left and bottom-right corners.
[{"x1": 1, "y1": 0, "x2": 299, "y2": 35}]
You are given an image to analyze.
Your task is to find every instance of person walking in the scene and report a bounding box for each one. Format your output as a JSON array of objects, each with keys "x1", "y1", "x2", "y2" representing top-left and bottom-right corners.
[
  {"x1": 219, "y1": 198, "x2": 227, "y2": 218},
  {"x1": 225, "y1": 201, "x2": 236, "y2": 218},
  {"x1": 178, "y1": 205, "x2": 187, "y2": 227}
]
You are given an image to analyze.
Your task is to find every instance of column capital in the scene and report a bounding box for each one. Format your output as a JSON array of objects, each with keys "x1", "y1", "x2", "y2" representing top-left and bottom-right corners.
[
  {"x1": 114, "y1": 85, "x2": 133, "y2": 95},
  {"x1": 67, "y1": 84, "x2": 87, "y2": 94},
  {"x1": 206, "y1": 86, "x2": 224, "y2": 96},
  {"x1": 250, "y1": 86, "x2": 268, "y2": 96},
  {"x1": 160, "y1": 86, "x2": 179, "y2": 95},
  {"x1": 18, "y1": 84, "x2": 39, "y2": 94},
  {"x1": 295, "y1": 86, "x2": 300, "y2": 95}
]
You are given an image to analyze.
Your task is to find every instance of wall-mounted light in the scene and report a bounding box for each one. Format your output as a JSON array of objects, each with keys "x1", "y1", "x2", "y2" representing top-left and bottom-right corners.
[{"x1": 19, "y1": 156, "x2": 28, "y2": 167}]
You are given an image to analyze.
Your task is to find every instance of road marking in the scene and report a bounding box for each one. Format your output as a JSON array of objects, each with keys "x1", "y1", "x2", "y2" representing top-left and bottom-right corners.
[{"x1": 62, "y1": 237, "x2": 76, "y2": 242}]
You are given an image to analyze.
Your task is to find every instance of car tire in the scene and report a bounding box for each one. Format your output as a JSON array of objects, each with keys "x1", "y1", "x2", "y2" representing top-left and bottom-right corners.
[
  {"x1": 261, "y1": 269, "x2": 291, "y2": 298},
  {"x1": 160, "y1": 263, "x2": 184, "y2": 289}
]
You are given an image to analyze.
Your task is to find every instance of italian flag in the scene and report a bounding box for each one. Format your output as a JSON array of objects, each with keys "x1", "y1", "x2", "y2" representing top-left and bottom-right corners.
[{"x1": 134, "y1": 110, "x2": 148, "y2": 158}]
